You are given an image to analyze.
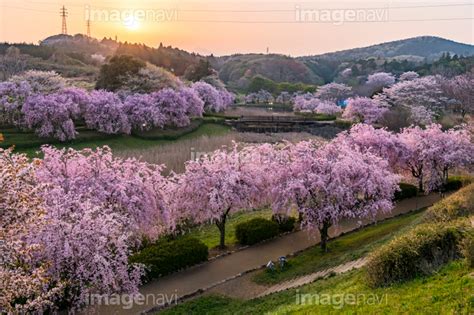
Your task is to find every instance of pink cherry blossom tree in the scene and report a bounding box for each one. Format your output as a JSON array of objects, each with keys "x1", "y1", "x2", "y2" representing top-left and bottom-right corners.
[
  {"x1": 179, "y1": 86, "x2": 205, "y2": 118},
  {"x1": 441, "y1": 73, "x2": 474, "y2": 119},
  {"x1": 314, "y1": 100, "x2": 342, "y2": 115},
  {"x1": 335, "y1": 124, "x2": 404, "y2": 169},
  {"x1": 191, "y1": 81, "x2": 225, "y2": 112},
  {"x1": 375, "y1": 76, "x2": 447, "y2": 123},
  {"x1": 292, "y1": 95, "x2": 341, "y2": 115},
  {"x1": 32, "y1": 146, "x2": 171, "y2": 307},
  {"x1": 219, "y1": 89, "x2": 235, "y2": 108},
  {"x1": 293, "y1": 94, "x2": 317, "y2": 112},
  {"x1": 245, "y1": 90, "x2": 274, "y2": 105},
  {"x1": 273, "y1": 140, "x2": 400, "y2": 251},
  {"x1": 276, "y1": 91, "x2": 293, "y2": 104},
  {"x1": 123, "y1": 93, "x2": 166, "y2": 131},
  {"x1": 398, "y1": 125, "x2": 430, "y2": 192},
  {"x1": 22, "y1": 92, "x2": 80, "y2": 141},
  {"x1": 151, "y1": 88, "x2": 191, "y2": 128},
  {"x1": 9, "y1": 70, "x2": 66, "y2": 94},
  {"x1": 83, "y1": 90, "x2": 131, "y2": 134},
  {"x1": 408, "y1": 105, "x2": 435, "y2": 126},
  {"x1": 0, "y1": 148, "x2": 65, "y2": 313},
  {"x1": 399, "y1": 71, "x2": 419, "y2": 82},
  {"x1": 342, "y1": 97, "x2": 388, "y2": 124},
  {"x1": 0, "y1": 80, "x2": 32, "y2": 126},
  {"x1": 315, "y1": 83, "x2": 352, "y2": 103},
  {"x1": 366, "y1": 72, "x2": 396, "y2": 95},
  {"x1": 421, "y1": 124, "x2": 474, "y2": 190},
  {"x1": 172, "y1": 144, "x2": 260, "y2": 248},
  {"x1": 60, "y1": 87, "x2": 91, "y2": 114}
]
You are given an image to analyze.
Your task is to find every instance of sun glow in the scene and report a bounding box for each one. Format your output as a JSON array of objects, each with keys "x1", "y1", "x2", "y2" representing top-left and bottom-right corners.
[{"x1": 123, "y1": 16, "x2": 141, "y2": 31}]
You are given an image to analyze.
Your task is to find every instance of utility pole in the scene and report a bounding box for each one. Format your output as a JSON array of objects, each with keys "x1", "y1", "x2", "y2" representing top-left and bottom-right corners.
[
  {"x1": 60, "y1": 5, "x2": 68, "y2": 35},
  {"x1": 86, "y1": 19, "x2": 91, "y2": 37}
]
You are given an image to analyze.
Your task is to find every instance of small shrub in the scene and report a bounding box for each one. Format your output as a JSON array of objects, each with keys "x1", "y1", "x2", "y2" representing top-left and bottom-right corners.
[
  {"x1": 443, "y1": 178, "x2": 463, "y2": 192},
  {"x1": 366, "y1": 223, "x2": 463, "y2": 287},
  {"x1": 394, "y1": 183, "x2": 418, "y2": 201},
  {"x1": 454, "y1": 176, "x2": 473, "y2": 186},
  {"x1": 271, "y1": 215, "x2": 296, "y2": 233},
  {"x1": 129, "y1": 237, "x2": 208, "y2": 280},
  {"x1": 459, "y1": 232, "x2": 474, "y2": 268},
  {"x1": 424, "y1": 184, "x2": 474, "y2": 223},
  {"x1": 235, "y1": 218, "x2": 279, "y2": 245}
]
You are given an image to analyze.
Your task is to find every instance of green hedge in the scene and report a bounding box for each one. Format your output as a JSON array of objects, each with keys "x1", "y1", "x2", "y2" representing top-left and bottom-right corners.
[
  {"x1": 129, "y1": 237, "x2": 208, "y2": 280},
  {"x1": 235, "y1": 218, "x2": 280, "y2": 245},
  {"x1": 394, "y1": 183, "x2": 418, "y2": 201},
  {"x1": 366, "y1": 223, "x2": 463, "y2": 287},
  {"x1": 443, "y1": 178, "x2": 463, "y2": 192},
  {"x1": 442, "y1": 176, "x2": 472, "y2": 192},
  {"x1": 271, "y1": 215, "x2": 296, "y2": 233},
  {"x1": 424, "y1": 184, "x2": 474, "y2": 223}
]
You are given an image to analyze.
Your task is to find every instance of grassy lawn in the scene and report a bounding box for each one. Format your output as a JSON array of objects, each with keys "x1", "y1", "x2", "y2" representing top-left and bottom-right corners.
[
  {"x1": 161, "y1": 260, "x2": 472, "y2": 314},
  {"x1": 184, "y1": 208, "x2": 273, "y2": 249},
  {"x1": 1, "y1": 123, "x2": 231, "y2": 157},
  {"x1": 253, "y1": 209, "x2": 425, "y2": 285}
]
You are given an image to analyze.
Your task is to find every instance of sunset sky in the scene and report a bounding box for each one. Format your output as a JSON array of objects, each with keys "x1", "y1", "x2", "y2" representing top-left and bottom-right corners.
[{"x1": 0, "y1": 0, "x2": 472, "y2": 56}]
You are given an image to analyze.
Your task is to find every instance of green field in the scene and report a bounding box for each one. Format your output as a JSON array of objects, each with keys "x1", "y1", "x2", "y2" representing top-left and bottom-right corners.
[
  {"x1": 161, "y1": 260, "x2": 472, "y2": 314},
  {"x1": 1, "y1": 122, "x2": 231, "y2": 157},
  {"x1": 161, "y1": 207, "x2": 473, "y2": 314},
  {"x1": 253, "y1": 209, "x2": 425, "y2": 285}
]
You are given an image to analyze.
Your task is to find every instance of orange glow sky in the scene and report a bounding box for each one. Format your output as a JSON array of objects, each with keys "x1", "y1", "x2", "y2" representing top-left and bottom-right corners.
[{"x1": 0, "y1": 0, "x2": 473, "y2": 56}]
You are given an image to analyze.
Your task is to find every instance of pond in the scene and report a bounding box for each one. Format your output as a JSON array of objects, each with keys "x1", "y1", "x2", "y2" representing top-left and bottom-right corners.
[
  {"x1": 116, "y1": 130, "x2": 324, "y2": 174},
  {"x1": 222, "y1": 105, "x2": 294, "y2": 117}
]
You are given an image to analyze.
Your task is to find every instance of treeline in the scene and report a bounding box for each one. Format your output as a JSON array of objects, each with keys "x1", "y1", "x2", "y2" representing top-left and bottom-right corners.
[{"x1": 116, "y1": 42, "x2": 205, "y2": 76}]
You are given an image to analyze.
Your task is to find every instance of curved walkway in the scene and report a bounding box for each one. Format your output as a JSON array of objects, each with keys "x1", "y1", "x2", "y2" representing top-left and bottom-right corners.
[
  {"x1": 86, "y1": 194, "x2": 441, "y2": 315},
  {"x1": 256, "y1": 257, "x2": 368, "y2": 299}
]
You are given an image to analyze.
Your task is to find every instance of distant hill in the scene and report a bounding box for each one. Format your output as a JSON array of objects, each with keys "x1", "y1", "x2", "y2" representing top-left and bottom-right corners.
[
  {"x1": 212, "y1": 54, "x2": 324, "y2": 90},
  {"x1": 301, "y1": 36, "x2": 474, "y2": 62},
  {"x1": 39, "y1": 34, "x2": 205, "y2": 76},
  {"x1": 213, "y1": 36, "x2": 473, "y2": 90},
  {"x1": 2, "y1": 35, "x2": 472, "y2": 90},
  {"x1": 41, "y1": 34, "x2": 117, "y2": 56}
]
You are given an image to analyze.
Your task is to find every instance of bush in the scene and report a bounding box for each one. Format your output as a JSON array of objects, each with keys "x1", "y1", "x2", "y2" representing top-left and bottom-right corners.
[
  {"x1": 424, "y1": 184, "x2": 474, "y2": 223},
  {"x1": 96, "y1": 55, "x2": 146, "y2": 91},
  {"x1": 271, "y1": 215, "x2": 296, "y2": 233},
  {"x1": 443, "y1": 178, "x2": 463, "y2": 192},
  {"x1": 394, "y1": 183, "x2": 418, "y2": 201},
  {"x1": 129, "y1": 237, "x2": 208, "y2": 280},
  {"x1": 366, "y1": 223, "x2": 463, "y2": 287},
  {"x1": 459, "y1": 232, "x2": 474, "y2": 268},
  {"x1": 235, "y1": 218, "x2": 280, "y2": 245},
  {"x1": 453, "y1": 175, "x2": 473, "y2": 186}
]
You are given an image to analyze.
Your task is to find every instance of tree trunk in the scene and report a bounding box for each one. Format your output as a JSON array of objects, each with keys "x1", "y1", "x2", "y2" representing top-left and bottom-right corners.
[
  {"x1": 216, "y1": 209, "x2": 230, "y2": 249},
  {"x1": 418, "y1": 175, "x2": 424, "y2": 193},
  {"x1": 298, "y1": 211, "x2": 304, "y2": 223},
  {"x1": 319, "y1": 219, "x2": 331, "y2": 252}
]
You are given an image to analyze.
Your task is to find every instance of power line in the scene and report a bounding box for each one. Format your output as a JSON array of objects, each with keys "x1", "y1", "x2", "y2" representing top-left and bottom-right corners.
[
  {"x1": 2, "y1": 2, "x2": 473, "y2": 14},
  {"x1": 174, "y1": 17, "x2": 474, "y2": 24},
  {"x1": 1, "y1": 3, "x2": 473, "y2": 26},
  {"x1": 177, "y1": 2, "x2": 474, "y2": 12}
]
